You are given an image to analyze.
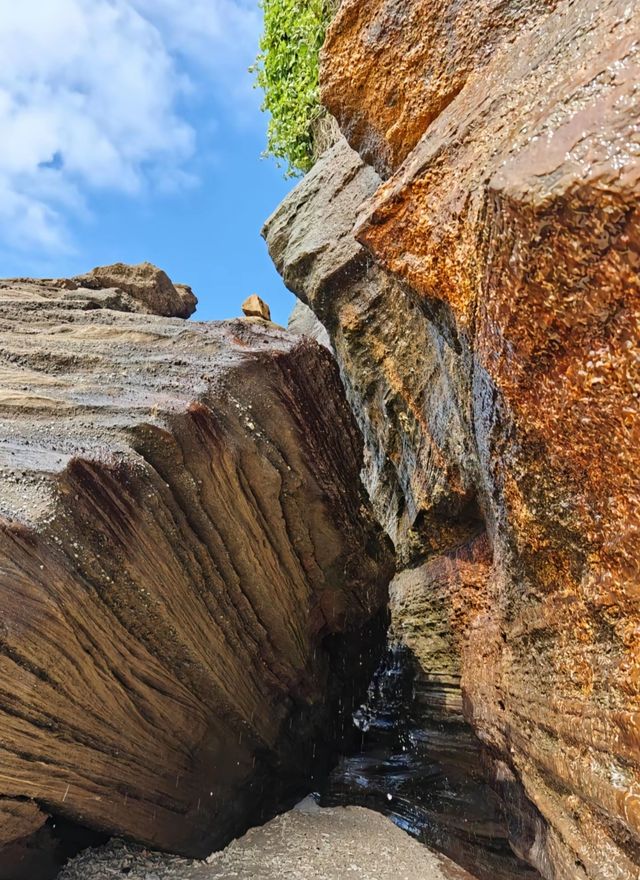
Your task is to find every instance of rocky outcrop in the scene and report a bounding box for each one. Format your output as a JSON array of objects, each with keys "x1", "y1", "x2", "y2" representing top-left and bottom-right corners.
[
  {"x1": 241, "y1": 294, "x2": 272, "y2": 320},
  {"x1": 265, "y1": 0, "x2": 640, "y2": 875},
  {"x1": 320, "y1": 0, "x2": 558, "y2": 177},
  {"x1": 0, "y1": 269, "x2": 393, "y2": 875},
  {"x1": 73, "y1": 262, "x2": 197, "y2": 318},
  {"x1": 265, "y1": 138, "x2": 534, "y2": 879},
  {"x1": 264, "y1": 137, "x2": 478, "y2": 568}
]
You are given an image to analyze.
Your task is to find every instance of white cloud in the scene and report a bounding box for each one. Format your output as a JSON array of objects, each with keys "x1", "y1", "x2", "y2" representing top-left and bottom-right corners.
[{"x1": 0, "y1": 0, "x2": 261, "y2": 252}]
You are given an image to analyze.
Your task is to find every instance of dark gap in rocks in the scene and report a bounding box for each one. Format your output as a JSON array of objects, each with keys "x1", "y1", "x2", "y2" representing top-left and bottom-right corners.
[
  {"x1": 321, "y1": 644, "x2": 541, "y2": 880},
  {"x1": 0, "y1": 816, "x2": 108, "y2": 880},
  {"x1": 239, "y1": 605, "x2": 391, "y2": 831},
  {"x1": 401, "y1": 495, "x2": 485, "y2": 570}
]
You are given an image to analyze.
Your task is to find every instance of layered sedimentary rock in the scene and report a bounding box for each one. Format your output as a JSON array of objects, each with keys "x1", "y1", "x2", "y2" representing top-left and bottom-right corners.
[
  {"x1": 0, "y1": 267, "x2": 392, "y2": 876},
  {"x1": 265, "y1": 139, "x2": 534, "y2": 879},
  {"x1": 266, "y1": 0, "x2": 640, "y2": 875}
]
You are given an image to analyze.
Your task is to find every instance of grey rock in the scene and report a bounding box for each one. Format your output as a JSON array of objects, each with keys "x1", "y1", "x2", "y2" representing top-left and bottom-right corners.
[
  {"x1": 287, "y1": 299, "x2": 332, "y2": 350},
  {"x1": 263, "y1": 137, "x2": 477, "y2": 559}
]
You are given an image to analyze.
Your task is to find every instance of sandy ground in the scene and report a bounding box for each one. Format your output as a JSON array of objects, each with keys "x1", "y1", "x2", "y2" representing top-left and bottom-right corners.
[{"x1": 60, "y1": 800, "x2": 478, "y2": 880}]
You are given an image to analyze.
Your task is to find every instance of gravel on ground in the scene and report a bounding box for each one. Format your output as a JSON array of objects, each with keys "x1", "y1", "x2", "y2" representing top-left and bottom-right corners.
[{"x1": 59, "y1": 800, "x2": 479, "y2": 880}]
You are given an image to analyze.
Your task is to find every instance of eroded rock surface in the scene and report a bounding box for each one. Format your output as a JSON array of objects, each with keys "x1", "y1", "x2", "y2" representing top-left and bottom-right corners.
[
  {"x1": 320, "y1": 0, "x2": 557, "y2": 176},
  {"x1": 266, "y1": 0, "x2": 640, "y2": 875},
  {"x1": 73, "y1": 261, "x2": 197, "y2": 318},
  {"x1": 0, "y1": 272, "x2": 393, "y2": 874},
  {"x1": 288, "y1": 300, "x2": 331, "y2": 351},
  {"x1": 265, "y1": 139, "x2": 534, "y2": 879},
  {"x1": 264, "y1": 139, "x2": 476, "y2": 562}
]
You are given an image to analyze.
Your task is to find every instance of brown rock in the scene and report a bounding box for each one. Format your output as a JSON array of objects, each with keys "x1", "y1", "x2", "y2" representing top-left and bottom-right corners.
[
  {"x1": 241, "y1": 294, "x2": 271, "y2": 320},
  {"x1": 265, "y1": 139, "x2": 532, "y2": 879},
  {"x1": 352, "y1": 13, "x2": 640, "y2": 875},
  {"x1": 266, "y1": 0, "x2": 640, "y2": 874},
  {"x1": 264, "y1": 137, "x2": 478, "y2": 565},
  {"x1": 0, "y1": 277, "x2": 392, "y2": 860},
  {"x1": 288, "y1": 300, "x2": 332, "y2": 351},
  {"x1": 74, "y1": 262, "x2": 197, "y2": 318},
  {"x1": 320, "y1": 0, "x2": 556, "y2": 175}
]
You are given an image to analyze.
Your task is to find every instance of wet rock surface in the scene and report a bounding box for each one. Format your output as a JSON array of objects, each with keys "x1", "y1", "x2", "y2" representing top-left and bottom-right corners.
[
  {"x1": 266, "y1": 0, "x2": 640, "y2": 875},
  {"x1": 59, "y1": 802, "x2": 479, "y2": 880},
  {"x1": 0, "y1": 270, "x2": 393, "y2": 873},
  {"x1": 325, "y1": 646, "x2": 537, "y2": 880},
  {"x1": 264, "y1": 138, "x2": 473, "y2": 561},
  {"x1": 320, "y1": 0, "x2": 555, "y2": 176},
  {"x1": 266, "y1": 137, "x2": 535, "y2": 878}
]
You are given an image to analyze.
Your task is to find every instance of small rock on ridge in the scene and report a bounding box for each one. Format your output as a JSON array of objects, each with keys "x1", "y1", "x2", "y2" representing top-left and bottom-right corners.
[{"x1": 242, "y1": 294, "x2": 271, "y2": 320}]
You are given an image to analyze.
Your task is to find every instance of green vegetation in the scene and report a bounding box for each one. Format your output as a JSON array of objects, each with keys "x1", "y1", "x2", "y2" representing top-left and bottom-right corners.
[{"x1": 252, "y1": 0, "x2": 333, "y2": 177}]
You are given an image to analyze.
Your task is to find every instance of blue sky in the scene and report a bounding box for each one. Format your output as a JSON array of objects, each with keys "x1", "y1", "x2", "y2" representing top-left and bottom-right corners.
[{"x1": 0, "y1": 0, "x2": 296, "y2": 325}]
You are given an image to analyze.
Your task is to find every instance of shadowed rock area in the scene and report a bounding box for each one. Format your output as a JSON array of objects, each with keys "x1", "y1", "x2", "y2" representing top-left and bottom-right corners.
[
  {"x1": 264, "y1": 0, "x2": 640, "y2": 875},
  {"x1": 0, "y1": 266, "x2": 393, "y2": 877}
]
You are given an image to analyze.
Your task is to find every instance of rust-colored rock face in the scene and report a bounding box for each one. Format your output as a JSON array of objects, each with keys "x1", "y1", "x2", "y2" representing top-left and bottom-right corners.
[
  {"x1": 0, "y1": 274, "x2": 392, "y2": 872},
  {"x1": 353, "y1": 11, "x2": 640, "y2": 873},
  {"x1": 320, "y1": 0, "x2": 556, "y2": 175},
  {"x1": 265, "y1": 139, "x2": 534, "y2": 879},
  {"x1": 267, "y1": 0, "x2": 640, "y2": 876}
]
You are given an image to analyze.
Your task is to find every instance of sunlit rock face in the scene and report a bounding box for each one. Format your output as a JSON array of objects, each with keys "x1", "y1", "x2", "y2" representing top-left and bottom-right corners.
[
  {"x1": 265, "y1": 138, "x2": 536, "y2": 879},
  {"x1": 0, "y1": 271, "x2": 393, "y2": 875},
  {"x1": 266, "y1": 0, "x2": 640, "y2": 875},
  {"x1": 320, "y1": 0, "x2": 557, "y2": 177}
]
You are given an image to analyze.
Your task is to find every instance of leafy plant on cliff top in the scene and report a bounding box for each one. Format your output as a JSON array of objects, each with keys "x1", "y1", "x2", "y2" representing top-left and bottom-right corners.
[{"x1": 252, "y1": 0, "x2": 332, "y2": 177}]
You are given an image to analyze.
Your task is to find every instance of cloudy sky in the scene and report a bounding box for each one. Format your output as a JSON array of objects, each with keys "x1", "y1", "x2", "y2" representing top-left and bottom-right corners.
[{"x1": 0, "y1": 0, "x2": 295, "y2": 322}]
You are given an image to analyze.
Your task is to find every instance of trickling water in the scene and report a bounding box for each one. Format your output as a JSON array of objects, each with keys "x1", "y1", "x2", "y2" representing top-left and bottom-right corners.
[{"x1": 322, "y1": 644, "x2": 539, "y2": 880}]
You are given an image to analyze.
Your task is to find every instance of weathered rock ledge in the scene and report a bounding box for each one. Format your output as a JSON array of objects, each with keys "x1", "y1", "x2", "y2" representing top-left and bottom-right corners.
[{"x1": 0, "y1": 268, "x2": 393, "y2": 877}]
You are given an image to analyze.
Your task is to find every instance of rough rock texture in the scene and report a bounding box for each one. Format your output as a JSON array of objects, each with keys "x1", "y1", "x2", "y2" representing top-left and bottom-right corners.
[
  {"x1": 74, "y1": 262, "x2": 197, "y2": 318},
  {"x1": 325, "y1": 644, "x2": 539, "y2": 880},
  {"x1": 265, "y1": 0, "x2": 640, "y2": 873},
  {"x1": 264, "y1": 138, "x2": 477, "y2": 568},
  {"x1": 288, "y1": 300, "x2": 332, "y2": 350},
  {"x1": 320, "y1": 0, "x2": 557, "y2": 176},
  {"x1": 265, "y1": 138, "x2": 532, "y2": 878},
  {"x1": 0, "y1": 272, "x2": 393, "y2": 874},
  {"x1": 241, "y1": 294, "x2": 271, "y2": 321},
  {"x1": 60, "y1": 801, "x2": 479, "y2": 880}
]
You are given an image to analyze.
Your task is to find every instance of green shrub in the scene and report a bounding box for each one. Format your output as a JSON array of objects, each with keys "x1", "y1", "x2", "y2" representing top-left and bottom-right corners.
[{"x1": 252, "y1": 0, "x2": 333, "y2": 177}]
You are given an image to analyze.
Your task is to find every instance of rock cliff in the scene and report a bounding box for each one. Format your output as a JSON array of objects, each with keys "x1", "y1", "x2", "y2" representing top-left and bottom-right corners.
[
  {"x1": 265, "y1": 0, "x2": 640, "y2": 877},
  {"x1": 0, "y1": 267, "x2": 393, "y2": 877}
]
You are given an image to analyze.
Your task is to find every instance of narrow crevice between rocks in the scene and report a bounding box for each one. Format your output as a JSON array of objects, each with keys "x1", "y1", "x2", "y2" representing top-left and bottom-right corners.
[
  {"x1": 322, "y1": 643, "x2": 542, "y2": 880},
  {"x1": 0, "y1": 815, "x2": 108, "y2": 880}
]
